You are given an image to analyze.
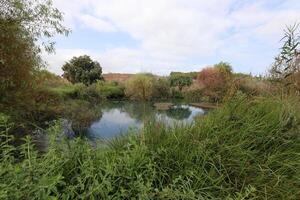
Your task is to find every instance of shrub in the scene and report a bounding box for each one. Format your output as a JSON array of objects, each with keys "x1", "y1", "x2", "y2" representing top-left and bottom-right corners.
[
  {"x1": 93, "y1": 81, "x2": 125, "y2": 99},
  {"x1": 182, "y1": 83, "x2": 204, "y2": 102},
  {"x1": 170, "y1": 88, "x2": 184, "y2": 99},
  {"x1": 236, "y1": 77, "x2": 273, "y2": 96},
  {"x1": 197, "y1": 67, "x2": 232, "y2": 102},
  {"x1": 153, "y1": 78, "x2": 171, "y2": 99},
  {"x1": 125, "y1": 74, "x2": 156, "y2": 101}
]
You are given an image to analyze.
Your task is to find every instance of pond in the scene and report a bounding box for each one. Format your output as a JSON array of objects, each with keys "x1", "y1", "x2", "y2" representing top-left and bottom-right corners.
[{"x1": 86, "y1": 101, "x2": 206, "y2": 140}]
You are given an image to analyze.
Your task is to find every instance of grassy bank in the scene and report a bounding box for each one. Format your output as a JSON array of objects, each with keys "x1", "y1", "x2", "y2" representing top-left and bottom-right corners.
[{"x1": 1, "y1": 95, "x2": 299, "y2": 199}]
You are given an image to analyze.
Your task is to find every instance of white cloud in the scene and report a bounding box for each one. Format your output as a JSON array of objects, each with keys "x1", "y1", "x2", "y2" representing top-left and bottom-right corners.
[
  {"x1": 49, "y1": 0, "x2": 300, "y2": 75},
  {"x1": 78, "y1": 14, "x2": 117, "y2": 32},
  {"x1": 44, "y1": 47, "x2": 193, "y2": 75},
  {"x1": 43, "y1": 49, "x2": 89, "y2": 75}
]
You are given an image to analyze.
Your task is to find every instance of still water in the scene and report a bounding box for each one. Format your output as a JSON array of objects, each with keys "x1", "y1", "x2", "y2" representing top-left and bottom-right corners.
[{"x1": 86, "y1": 102, "x2": 205, "y2": 139}]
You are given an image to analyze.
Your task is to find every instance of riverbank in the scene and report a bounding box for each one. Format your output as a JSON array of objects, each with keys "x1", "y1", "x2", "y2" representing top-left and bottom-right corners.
[{"x1": 189, "y1": 102, "x2": 219, "y2": 109}]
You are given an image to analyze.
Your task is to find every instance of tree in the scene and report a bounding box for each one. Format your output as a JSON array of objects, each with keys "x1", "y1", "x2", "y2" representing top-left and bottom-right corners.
[
  {"x1": 125, "y1": 74, "x2": 155, "y2": 101},
  {"x1": 170, "y1": 71, "x2": 198, "y2": 80},
  {"x1": 0, "y1": 0, "x2": 69, "y2": 100},
  {"x1": 169, "y1": 74, "x2": 192, "y2": 91},
  {"x1": 214, "y1": 61, "x2": 233, "y2": 74},
  {"x1": 62, "y1": 55, "x2": 103, "y2": 85}
]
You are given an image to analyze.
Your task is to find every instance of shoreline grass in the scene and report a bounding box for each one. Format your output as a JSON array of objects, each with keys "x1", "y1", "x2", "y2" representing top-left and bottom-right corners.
[{"x1": 0, "y1": 95, "x2": 299, "y2": 199}]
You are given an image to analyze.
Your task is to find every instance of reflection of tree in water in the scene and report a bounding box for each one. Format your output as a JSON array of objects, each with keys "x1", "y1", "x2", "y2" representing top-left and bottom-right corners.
[
  {"x1": 63, "y1": 100, "x2": 102, "y2": 134},
  {"x1": 101, "y1": 101, "x2": 126, "y2": 111},
  {"x1": 120, "y1": 102, "x2": 156, "y2": 123},
  {"x1": 166, "y1": 106, "x2": 191, "y2": 120}
]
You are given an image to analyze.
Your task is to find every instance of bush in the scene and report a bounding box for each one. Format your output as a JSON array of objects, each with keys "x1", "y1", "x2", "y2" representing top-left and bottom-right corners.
[
  {"x1": 197, "y1": 67, "x2": 232, "y2": 102},
  {"x1": 125, "y1": 74, "x2": 156, "y2": 101},
  {"x1": 93, "y1": 81, "x2": 125, "y2": 99},
  {"x1": 236, "y1": 77, "x2": 273, "y2": 96},
  {"x1": 182, "y1": 83, "x2": 204, "y2": 102},
  {"x1": 49, "y1": 83, "x2": 85, "y2": 99},
  {"x1": 153, "y1": 78, "x2": 171, "y2": 99},
  {"x1": 170, "y1": 88, "x2": 184, "y2": 99}
]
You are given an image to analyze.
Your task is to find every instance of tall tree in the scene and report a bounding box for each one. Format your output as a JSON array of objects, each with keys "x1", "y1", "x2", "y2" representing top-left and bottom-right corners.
[
  {"x1": 0, "y1": 0, "x2": 69, "y2": 100},
  {"x1": 62, "y1": 55, "x2": 103, "y2": 85}
]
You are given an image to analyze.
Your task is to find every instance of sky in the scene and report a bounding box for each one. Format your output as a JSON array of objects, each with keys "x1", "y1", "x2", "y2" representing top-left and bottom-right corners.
[{"x1": 43, "y1": 0, "x2": 300, "y2": 76}]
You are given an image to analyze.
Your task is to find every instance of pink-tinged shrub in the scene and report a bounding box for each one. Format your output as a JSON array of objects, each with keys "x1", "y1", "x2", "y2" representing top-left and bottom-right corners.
[{"x1": 197, "y1": 67, "x2": 232, "y2": 102}]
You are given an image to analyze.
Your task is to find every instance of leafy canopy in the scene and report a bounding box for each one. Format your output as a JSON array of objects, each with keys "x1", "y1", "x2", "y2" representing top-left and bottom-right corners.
[
  {"x1": 125, "y1": 74, "x2": 156, "y2": 101},
  {"x1": 0, "y1": 0, "x2": 69, "y2": 100},
  {"x1": 214, "y1": 61, "x2": 233, "y2": 74},
  {"x1": 62, "y1": 55, "x2": 103, "y2": 85},
  {"x1": 169, "y1": 74, "x2": 192, "y2": 91}
]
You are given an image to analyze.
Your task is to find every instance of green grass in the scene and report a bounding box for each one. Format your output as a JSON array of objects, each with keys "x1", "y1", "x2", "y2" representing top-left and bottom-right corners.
[
  {"x1": 48, "y1": 81, "x2": 125, "y2": 101},
  {"x1": 0, "y1": 95, "x2": 299, "y2": 199}
]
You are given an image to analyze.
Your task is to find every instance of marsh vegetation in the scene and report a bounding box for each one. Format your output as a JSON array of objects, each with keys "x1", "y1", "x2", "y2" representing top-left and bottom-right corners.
[{"x1": 1, "y1": 0, "x2": 300, "y2": 199}]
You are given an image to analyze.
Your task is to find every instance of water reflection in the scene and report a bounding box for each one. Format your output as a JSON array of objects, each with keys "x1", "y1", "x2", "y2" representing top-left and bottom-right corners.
[
  {"x1": 87, "y1": 102, "x2": 205, "y2": 139},
  {"x1": 166, "y1": 106, "x2": 192, "y2": 120}
]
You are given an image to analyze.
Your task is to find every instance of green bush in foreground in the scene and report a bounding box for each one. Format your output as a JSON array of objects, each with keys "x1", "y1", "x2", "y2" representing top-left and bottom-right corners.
[{"x1": 0, "y1": 96, "x2": 299, "y2": 199}]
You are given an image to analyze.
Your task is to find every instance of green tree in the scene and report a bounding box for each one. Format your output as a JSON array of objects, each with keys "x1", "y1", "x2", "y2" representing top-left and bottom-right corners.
[
  {"x1": 125, "y1": 74, "x2": 155, "y2": 101},
  {"x1": 170, "y1": 71, "x2": 198, "y2": 79},
  {"x1": 169, "y1": 75, "x2": 192, "y2": 91},
  {"x1": 214, "y1": 61, "x2": 233, "y2": 74},
  {"x1": 62, "y1": 55, "x2": 103, "y2": 85},
  {"x1": 0, "y1": 0, "x2": 69, "y2": 100}
]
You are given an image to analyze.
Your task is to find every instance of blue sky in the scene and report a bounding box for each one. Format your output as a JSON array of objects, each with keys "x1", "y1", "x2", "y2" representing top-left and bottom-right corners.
[{"x1": 43, "y1": 0, "x2": 300, "y2": 75}]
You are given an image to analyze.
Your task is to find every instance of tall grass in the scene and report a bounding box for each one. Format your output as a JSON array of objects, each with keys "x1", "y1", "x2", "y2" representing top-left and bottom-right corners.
[{"x1": 0, "y1": 95, "x2": 299, "y2": 199}]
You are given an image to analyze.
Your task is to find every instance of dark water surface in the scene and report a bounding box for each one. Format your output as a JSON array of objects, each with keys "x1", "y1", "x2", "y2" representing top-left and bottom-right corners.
[{"x1": 86, "y1": 101, "x2": 206, "y2": 140}]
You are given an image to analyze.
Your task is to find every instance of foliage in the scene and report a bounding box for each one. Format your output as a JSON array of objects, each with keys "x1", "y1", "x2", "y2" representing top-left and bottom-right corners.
[
  {"x1": 62, "y1": 55, "x2": 103, "y2": 85},
  {"x1": 125, "y1": 74, "x2": 156, "y2": 101},
  {"x1": 49, "y1": 81, "x2": 125, "y2": 101},
  {"x1": 169, "y1": 74, "x2": 193, "y2": 91},
  {"x1": 153, "y1": 78, "x2": 171, "y2": 99},
  {"x1": 214, "y1": 61, "x2": 233, "y2": 74},
  {"x1": 170, "y1": 88, "x2": 184, "y2": 99},
  {"x1": 270, "y1": 24, "x2": 300, "y2": 94},
  {"x1": 182, "y1": 83, "x2": 204, "y2": 102},
  {"x1": 1, "y1": 96, "x2": 300, "y2": 199},
  {"x1": 197, "y1": 66, "x2": 232, "y2": 102},
  {"x1": 170, "y1": 72, "x2": 198, "y2": 80},
  {"x1": 93, "y1": 81, "x2": 125, "y2": 99},
  {"x1": 0, "y1": 0, "x2": 69, "y2": 100},
  {"x1": 234, "y1": 77, "x2": 272, "y2": 96}
]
